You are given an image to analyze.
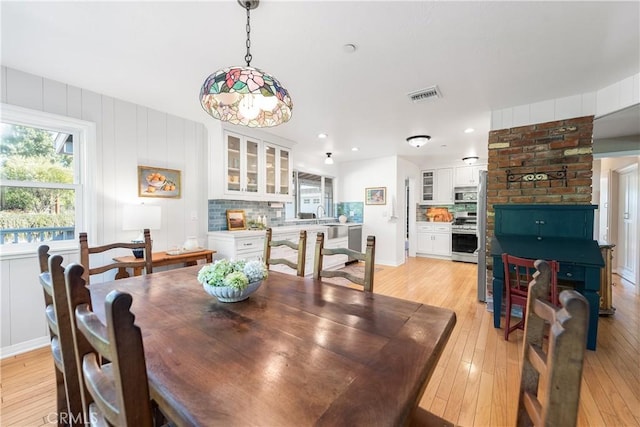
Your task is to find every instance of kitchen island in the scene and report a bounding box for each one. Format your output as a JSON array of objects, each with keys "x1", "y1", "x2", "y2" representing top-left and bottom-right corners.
[{"x1": 208, "y1": 223, "x2": 361, "y2": 275}]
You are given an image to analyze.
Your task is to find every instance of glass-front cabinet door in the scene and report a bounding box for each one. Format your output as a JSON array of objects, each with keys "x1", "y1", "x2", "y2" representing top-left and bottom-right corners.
[
  {"x1": 222, "y1": 131, "x2": 292, "y2": 200},
  {"x1": 226, "y1": 134, "x2": 242, "y2": 193},
  {"x1": 279, "y1": 149, "x2": 290, "y2": 196},
  {"x1": 265, "y1": 145, "x2": 276, "y2": 195},
  {"x1": 225, "y1": 131, "x2": 261, "y2": 195},
  {"x1": 422, "y1": 170, "x2": 434, "y2": 202},
  {"x1": 245, "y1": 138, "x2": 259, "y2": 193},
  {"x1": 264, "y1": 142, "x2": 292, "y2": 200}
]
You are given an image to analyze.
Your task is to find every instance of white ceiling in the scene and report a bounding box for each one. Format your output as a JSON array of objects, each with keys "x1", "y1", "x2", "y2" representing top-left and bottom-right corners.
[{"x1": 1, "y1": 1, "x2": 639, "y2": 166}]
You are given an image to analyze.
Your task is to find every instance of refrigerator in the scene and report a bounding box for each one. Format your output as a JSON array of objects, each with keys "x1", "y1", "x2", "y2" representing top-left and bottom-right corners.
[{"x1": 476, "y1": 170, "x2": 488, "y2": 302}]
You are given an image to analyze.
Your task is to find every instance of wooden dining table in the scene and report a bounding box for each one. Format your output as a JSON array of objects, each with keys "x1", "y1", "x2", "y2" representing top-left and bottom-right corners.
[{"x1": 89, "y1": 265, "x2": 456, "y2": 426}]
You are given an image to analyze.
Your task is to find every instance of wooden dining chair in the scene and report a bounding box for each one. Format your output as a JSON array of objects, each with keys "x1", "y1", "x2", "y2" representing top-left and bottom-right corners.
[
  {"x1": 517, "y1": 259, "x2": 589, "y2": 427},
  {"x1": 313, "y1": 232, "x2": 376, "y2": 292},
  {"x1": 263, "y1": 228, "x2": 307, "y2": 276},
  {"x1": 502, "y1": 253, "x2": 559, "y2": 341},
  {"x1": 65, "y1": 262, "x2": 155, "y2": 427},
  {"x1": 79, "y1": 229, "x2": 153, "y2": 283},
  {"x1": 37, "y1": 246, "x2": 84, "y2": 426}
]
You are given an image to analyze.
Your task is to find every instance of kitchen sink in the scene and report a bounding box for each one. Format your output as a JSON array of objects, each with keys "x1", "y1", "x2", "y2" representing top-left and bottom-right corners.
[{"x1": 326, "y1": 224, "x2": 348, "y2": 239}]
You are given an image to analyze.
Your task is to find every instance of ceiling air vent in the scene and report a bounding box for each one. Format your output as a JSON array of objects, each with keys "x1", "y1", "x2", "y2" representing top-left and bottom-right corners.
[{"x1": 408, "y1": 85, "x2": 442, "y2": 103}]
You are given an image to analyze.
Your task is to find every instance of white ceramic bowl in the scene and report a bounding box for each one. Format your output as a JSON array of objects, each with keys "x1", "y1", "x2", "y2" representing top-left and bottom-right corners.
[
  {"x1": 146, "y1": 177, "x2": 166, "y2": 188},
  {"x1": 202, "y1": 280, "x2": 263, "y2": 303}
]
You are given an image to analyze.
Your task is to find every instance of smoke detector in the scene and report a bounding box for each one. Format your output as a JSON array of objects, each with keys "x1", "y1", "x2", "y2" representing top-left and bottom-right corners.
[{"x1": 407, "y1": 85, "x2": 442, "y2": 103}]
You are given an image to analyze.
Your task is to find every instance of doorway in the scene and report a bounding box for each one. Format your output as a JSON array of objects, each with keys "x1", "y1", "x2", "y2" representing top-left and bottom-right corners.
[{"x1": 617, "y1": 164, "x2": 638, "y2": 284}]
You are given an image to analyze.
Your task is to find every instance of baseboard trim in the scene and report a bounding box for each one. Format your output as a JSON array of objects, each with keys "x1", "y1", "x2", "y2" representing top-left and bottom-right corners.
[{"x1": 1, "y1": 336, "x2": 49, "y2": 359}]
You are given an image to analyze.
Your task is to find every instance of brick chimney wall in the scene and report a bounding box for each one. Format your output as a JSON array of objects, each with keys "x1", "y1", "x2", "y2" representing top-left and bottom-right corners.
[
  {"x1": 485, "y1": 115, "x2": 594, "y2": 247},
  {"x1": 486, "y1": 116, "x2": 593, "y2": 300}
]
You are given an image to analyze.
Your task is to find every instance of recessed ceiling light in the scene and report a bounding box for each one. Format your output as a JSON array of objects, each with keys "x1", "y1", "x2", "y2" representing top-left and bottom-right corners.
[
  {"x1": 343, "y1": 43, "x2": 357, "y2": 53},
  {"x1": 464, "y1": 128, "x2": 475, "y2": 133},
  {"x1": 318, "y1": 133, "x2": 328, "y2": 139},
  {"x1": 351, "y1": 147, "x2": 359, "y2": 151}
]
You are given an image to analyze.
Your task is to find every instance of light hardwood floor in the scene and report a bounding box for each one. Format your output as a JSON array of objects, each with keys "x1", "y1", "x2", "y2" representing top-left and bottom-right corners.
[{"x1": 1, "y1": 257, "x2": 638, "y2": 426}]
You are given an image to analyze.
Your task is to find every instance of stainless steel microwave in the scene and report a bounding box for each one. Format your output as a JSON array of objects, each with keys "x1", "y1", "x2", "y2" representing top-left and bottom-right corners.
[{"x1": 454, "y1": 187, "x2": 477, "y2": 203}]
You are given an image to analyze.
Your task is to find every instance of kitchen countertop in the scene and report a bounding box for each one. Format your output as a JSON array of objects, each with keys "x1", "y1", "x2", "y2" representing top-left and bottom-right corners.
[{"x1": 208, "y1": 222, "x2": 363, "y2": 236}]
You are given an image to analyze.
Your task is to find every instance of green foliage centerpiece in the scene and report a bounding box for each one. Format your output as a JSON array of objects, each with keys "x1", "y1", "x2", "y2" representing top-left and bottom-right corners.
[{"x1": 197, "y1": 259, "x2": 268, "y2": 302}]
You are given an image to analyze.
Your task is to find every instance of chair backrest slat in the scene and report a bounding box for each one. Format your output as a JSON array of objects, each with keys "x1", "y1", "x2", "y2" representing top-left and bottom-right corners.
[
  {"x1": 516, "y1": 259, "x2": 589, "y2": 427},
  {"x1": 313, "y1": 232, "x2": 376, "y2": 292},
  {"x1": 79, "y1": 229, "x2": 153, "y2": 283},
  {"x1": 264, "y1": 229, "x2": 307, "y2": 277}
]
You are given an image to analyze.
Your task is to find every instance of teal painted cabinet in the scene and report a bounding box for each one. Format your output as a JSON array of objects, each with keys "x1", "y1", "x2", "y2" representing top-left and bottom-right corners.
[
  {"x1": 490, "y1": 204, "x2": 603, "y2": 350},
  {"x1": 494, "y1": 204, "x2": 596, "y2": 239}
]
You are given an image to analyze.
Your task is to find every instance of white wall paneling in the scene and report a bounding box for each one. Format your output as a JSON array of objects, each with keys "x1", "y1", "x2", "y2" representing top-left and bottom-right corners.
[
  {"x1": 0, "y1": 66, "x2": 208, "y2": 356},
  {"x1": 42, "y1": 78, "x2": 67, "y2": 116},
  {"x1": 5, "y1": 67, "x2": 43, "y2": 110},
  {"x1": 1, "y1": 67, "x2": 7, "y2": 104},
  {"x1": 0, "y1": 259, "x2": 11, "y2": 348},
  {"x1": 491, "y1": 72, "x2": 640, "y2": 130}
]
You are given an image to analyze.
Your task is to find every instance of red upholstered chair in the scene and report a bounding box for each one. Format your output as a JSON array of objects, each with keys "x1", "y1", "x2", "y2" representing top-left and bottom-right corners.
[{"x1": 502, "y1": 253, "x2": 559, "y2": 341}]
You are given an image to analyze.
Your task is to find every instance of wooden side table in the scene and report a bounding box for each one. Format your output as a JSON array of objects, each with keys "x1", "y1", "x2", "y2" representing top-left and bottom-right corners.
[
  {"x1": 113, "y1": 249, "x2": 215, "y2": 278},
  {"x1": 599, "y1": 243, "x2": 616, "y2": 315}
]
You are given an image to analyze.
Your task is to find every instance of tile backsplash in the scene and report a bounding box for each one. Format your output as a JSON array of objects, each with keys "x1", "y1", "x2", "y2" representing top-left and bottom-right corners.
[
  {"x1": 209, "y1": 200, "x2": 365, "y2": 231},
  {"x1": 336, "y1": 202, "x2": 364, "y2": 223},
  {"x1": 416, "y1": 203, "x2": 477, "y2": 222},
  {"x1": 208, "y1": 200, "x2": 287, "y2": 231}
]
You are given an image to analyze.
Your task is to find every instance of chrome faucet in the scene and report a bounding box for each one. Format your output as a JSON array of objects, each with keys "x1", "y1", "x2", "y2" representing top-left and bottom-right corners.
[{"x1": 316, "y1": 205, "x2": 326, "y2": 224}]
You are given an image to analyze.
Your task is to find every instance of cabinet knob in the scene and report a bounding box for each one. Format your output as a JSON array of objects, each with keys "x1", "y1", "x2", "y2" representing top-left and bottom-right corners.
[
  {"x1": 537, "y1": 236, "x2": 542, "y2": 241},
  {"x1": 566, "y1": 272, "x2": 573, "y2": 277}
]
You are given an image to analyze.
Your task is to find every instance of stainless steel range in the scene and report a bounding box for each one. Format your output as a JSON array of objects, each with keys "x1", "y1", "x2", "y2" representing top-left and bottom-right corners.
[{"x1": 452, "y1": 212, "x2": 478, "y2": 263}]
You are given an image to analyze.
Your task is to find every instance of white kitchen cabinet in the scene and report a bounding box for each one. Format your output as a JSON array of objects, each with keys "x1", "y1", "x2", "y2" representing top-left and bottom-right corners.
[
  {"x1": 211, "y1": 129, "x2": 294, "y2": 202},
  {"x1": 264, "y1": 142, "x2": 292, "y2": 201},
  {"x1": 275, "y1": 226, "x2": 346, "y2": 275},
  {"x1": 323, "y1": 236, "x2": 349, "y2": 270},
  {"x1": 224, "y1": 131, "x2": 261, "y2": 196},
  {"x1": 267, "y1": 230, "x2": 302, "y2": 275},
  {"x1": 421, "y1": 170, "x2": 435, "y2": 202},
  {"x1": 416, "y1": 222, "x2": 452, "y2": 258},
  {"x1": 421, "y1": 168, "x2": 453, "y2": 205},
  {"x1": 209, "y1": 225, "x2": 347, "y2": 276},
  {"x1": 208, "y1": 231, "x2": 266, "y2": 261},
  {"x1": 454, "y1": 164, "x2": 487, "y2": 187}
]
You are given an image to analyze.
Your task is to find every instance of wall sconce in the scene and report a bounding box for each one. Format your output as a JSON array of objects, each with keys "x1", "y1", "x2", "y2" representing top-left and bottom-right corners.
[
  {"x1": 462, "y1": 156, "x2": 479, "y2": 165},
  {"x1": 325, "y1": 152, "x2": 334, "y2": 165}
]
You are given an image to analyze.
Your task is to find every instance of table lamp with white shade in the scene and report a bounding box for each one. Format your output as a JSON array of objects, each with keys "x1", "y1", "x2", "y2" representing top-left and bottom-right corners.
[{"x1": 122, "y1": 204, "x2": 162, "y2": 258}]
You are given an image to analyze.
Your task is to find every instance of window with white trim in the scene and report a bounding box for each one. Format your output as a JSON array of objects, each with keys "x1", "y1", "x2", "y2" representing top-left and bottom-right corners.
[{"x1": 0, "y1": 105, "x2": 94, "y2": 252}]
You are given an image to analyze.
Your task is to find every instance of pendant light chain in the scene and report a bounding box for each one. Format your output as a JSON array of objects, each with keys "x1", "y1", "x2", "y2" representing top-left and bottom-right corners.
[
  {"x1": 244, "y1": 2, "x2": 252, "y2": 67},
  {"x1": 200, "y1": 0, "x2": 292, "y2": 127}
]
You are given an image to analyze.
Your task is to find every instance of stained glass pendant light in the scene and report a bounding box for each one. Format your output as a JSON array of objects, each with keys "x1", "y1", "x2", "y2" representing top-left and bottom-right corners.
[{"x1": 200, "y1": 0, "x2": 293, "y2": 128}]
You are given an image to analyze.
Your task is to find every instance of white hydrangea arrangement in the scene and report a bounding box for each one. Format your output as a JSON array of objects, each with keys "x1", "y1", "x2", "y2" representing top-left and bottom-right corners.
[{"x1": 197, "y1": 259, "x2": 268, "y2": 290}]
